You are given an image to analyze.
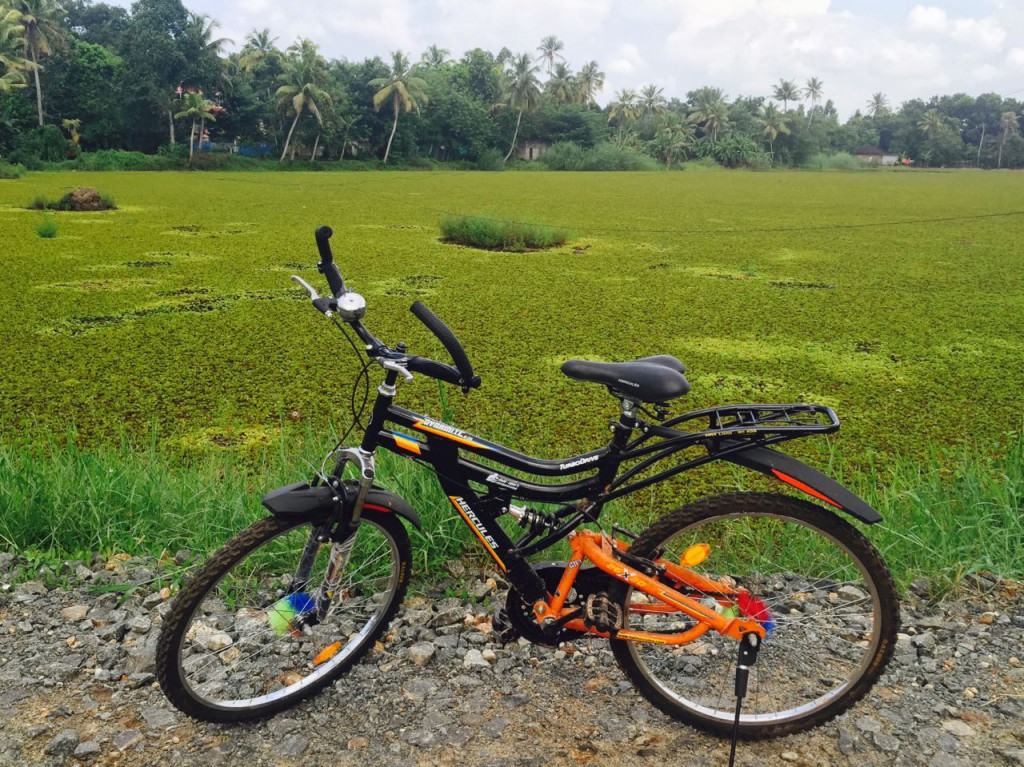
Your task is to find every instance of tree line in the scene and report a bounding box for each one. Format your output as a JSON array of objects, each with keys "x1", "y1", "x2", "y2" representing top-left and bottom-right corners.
[{"x1": 1, "y1": 0, "x2": 1022, "y2": 170}]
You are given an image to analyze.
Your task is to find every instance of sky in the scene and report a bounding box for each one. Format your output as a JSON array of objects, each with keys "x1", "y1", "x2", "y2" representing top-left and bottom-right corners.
[{"x1": 115, "y1": 0, "x2": 1024, "y2": 118}]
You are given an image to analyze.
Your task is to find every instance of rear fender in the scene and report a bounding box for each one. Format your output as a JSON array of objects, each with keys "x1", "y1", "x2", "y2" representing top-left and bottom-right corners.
[
  {"x1": 722, "y1": 446, "x2": 882, "y2": 524},
  {"x1": 261, "y1": 482, "x2": 423, "y2": 530}
]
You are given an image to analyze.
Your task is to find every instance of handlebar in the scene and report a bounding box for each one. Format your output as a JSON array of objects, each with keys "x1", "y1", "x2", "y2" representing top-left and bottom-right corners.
[
  {"x1": 410, "y1": 301, "x2": 480, "y2": 391},
  {"x1": 303, "y1": 226, "x2": 481, "y2": 393},
  {"x1": 315, "y1": 225, "x2": 346, "y2": 298}
]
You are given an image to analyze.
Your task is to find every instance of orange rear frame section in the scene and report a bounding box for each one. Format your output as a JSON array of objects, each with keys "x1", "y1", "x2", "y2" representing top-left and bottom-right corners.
[{"x1": 532, "y1": 531, "x2": 766, "y2": 645}]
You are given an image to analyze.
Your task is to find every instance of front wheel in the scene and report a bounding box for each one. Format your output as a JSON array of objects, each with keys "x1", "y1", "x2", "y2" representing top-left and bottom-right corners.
[
  {"x1": 156, "y1": 508, "x2": 411, "y2": 722},
  {"x1": 610, "y1": 493, "x2": 898, "y2": 739}
]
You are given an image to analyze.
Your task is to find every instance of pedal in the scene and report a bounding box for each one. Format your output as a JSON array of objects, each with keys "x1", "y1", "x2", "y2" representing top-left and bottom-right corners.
[
  {"x1": 492, "y1": 605, "x2": 520, "y2": 644},
  {"x1": 584, "y1": 592, "x2": 622, "y2": 633}
]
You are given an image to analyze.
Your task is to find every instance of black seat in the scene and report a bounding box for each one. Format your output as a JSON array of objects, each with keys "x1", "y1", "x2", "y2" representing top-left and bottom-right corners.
[{"x1": 561, "y1": 355, "x2": 690, "y2": 403}]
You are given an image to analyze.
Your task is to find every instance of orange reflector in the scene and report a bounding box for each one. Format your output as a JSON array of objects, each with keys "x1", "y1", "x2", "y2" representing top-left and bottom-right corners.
[
  {"x1": 313, "y1": 641, "x2": 343, "y2": 667},
  {"x1": 681, "y1": 543, "x2": 710, "y2": 567}
]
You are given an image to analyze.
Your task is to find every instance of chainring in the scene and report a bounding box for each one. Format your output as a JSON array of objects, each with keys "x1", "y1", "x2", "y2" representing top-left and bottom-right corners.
[{"x1": 503, "y1": 561, "x2": 612, "y2": 646}]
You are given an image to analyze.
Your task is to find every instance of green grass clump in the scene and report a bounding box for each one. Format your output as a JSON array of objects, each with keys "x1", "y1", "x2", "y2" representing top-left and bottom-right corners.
[
  {"x1": 0, "y1": 161, "x2": 26, "y2": 179},
  {"x1": 34, "y1": 213, "x2": 58, "y2": 238},
  {"x1": 439, "y1": 213, "x2": 571, "y2": 251}
]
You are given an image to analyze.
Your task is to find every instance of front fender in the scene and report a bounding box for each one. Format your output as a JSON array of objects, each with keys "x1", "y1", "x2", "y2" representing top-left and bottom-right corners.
[
  {"x1": 722, "y1": 445, "x2": 882, "y2": 524},
  {"x1": 262, "y1": 481, "x2": 422, "y2": 530}
]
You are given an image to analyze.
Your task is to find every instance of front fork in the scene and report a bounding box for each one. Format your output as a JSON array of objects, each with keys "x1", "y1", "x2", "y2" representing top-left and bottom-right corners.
[
  {"x1": 532, "y1": 531, "x2": 767, "y2": 645},
  {"x1": 291, "y1": 446, "x2": 377, "y2": 618}
]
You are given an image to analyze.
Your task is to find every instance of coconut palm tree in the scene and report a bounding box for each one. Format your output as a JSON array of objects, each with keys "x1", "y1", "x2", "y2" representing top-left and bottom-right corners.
[
  {"x1": 184, "y1": 12, "x2": 231, "y2": 57},
  {"x1": 174, "y1": 90, "x2": 218, "y2": 166},
  {"x1": 758, "y1": 103, "x2": 789, "y2": 159},
  {"x1": 687, "y1": 86, "x2": 728, "y2": 142},
  {"x1": 369, "y1": 50, "x2": 428, "y2": 164},
  {"x1": 917, "y1": 109, "x2": 945, "y2": 140},
  {"x1": 535, "y1": 35, "x2": 564, "y2": 75},
  {"x1": 13, "y1": 0, "x2": 65, "y2": 126},
  {"x1": 648, "y1": 114, "x2": 694, "y2": 168},
  {"x1": 419, "y1": 44, "x2": 452, "y2": 68},
  {"x1": 545, "y1": 61, "x2": 575, "y2": 106},
  {"x1": 804, "y1": 76, "x2": 824, "y2": 124},
  {"x1": 575, "y1": 60, "x2": 604, "y2": 107},
  {"x1": 0, "y1": 8, "x2": 27, "y2": 94},
  {"x1": 998, "y1": 110, "x2": 1019, "y2": 168},
  {"x1": 772, "y1": 79, "x2": 800, "y2": 112},
  {"x1": 866, "y1": 92, "x2": 889, "y2": 117},
  {"x1": 276, "y1": 39, "x2": 330, "y2": 162},
  {"x1": 500, "y1": 52, "x2": 542, "y2": 163},
  {"x1": 639, "y1": 84, "x2": 667, "y2": 118},
  {"x1": 608, "y1": 88, "x2": 639, "y2": 127},
  {"x1": 239, "y1": 28, "x2": 280, "y2": 73}
]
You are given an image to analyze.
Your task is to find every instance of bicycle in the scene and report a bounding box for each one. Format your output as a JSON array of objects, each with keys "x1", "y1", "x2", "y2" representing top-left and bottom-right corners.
[{"x1": 156, "y1": 225, "x2": 899, "y2": 747}]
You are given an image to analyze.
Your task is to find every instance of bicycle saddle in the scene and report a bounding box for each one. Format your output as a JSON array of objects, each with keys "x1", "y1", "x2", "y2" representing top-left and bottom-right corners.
[{"x1": 561, "y1": 355, "x2": 691, "y2": 403}]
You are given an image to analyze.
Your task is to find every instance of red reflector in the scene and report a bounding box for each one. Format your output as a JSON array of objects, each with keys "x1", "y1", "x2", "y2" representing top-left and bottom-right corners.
[{"x1": 771, "y1": 469, "x2": 843, "y2": 509}]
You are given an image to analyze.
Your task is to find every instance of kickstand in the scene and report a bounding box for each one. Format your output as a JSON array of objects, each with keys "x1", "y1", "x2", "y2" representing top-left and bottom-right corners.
[{"x1": 728, "y1": 632, "x2": 761, "y2": 767}]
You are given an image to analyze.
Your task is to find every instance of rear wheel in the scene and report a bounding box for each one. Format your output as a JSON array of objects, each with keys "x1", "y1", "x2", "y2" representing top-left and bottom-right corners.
[
  {"x1": 156, "y1": 508, "x2": 410, "y2": 722},
  {"x1": 610, "y1": 493, "x2": 898, "y2": 739}
]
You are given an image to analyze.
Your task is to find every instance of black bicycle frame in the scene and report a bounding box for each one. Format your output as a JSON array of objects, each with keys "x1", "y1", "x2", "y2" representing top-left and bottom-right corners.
[{"x1": 337, "y1": 368, "x2": 846, "y2": 605}]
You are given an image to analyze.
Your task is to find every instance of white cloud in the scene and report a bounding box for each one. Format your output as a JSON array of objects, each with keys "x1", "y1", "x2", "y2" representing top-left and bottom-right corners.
[{"x1": 908, "y1": 5, "x2": 948, "y2": 32}]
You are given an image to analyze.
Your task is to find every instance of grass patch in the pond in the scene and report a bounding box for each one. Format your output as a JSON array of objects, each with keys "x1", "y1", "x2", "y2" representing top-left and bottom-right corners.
[{"x1": 439, "y1": 213, "x2": 572, "y2": 251}]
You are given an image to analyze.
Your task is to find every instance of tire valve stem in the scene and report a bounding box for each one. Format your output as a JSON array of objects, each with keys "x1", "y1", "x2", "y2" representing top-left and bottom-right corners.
[{"x1": 728, "y1": 632, "x2": 761, "y2": 767}]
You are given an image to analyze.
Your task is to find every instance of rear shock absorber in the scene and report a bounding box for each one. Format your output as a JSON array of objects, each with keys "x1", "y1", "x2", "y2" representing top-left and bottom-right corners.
[{"x1": 508, "y1": 504, "x2": 557, "y2": 534}]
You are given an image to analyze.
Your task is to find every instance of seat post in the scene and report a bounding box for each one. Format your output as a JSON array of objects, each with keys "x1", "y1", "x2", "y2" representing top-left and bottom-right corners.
[{"x1": 611, "y1": 398, "x2": 638, "y2": 449}]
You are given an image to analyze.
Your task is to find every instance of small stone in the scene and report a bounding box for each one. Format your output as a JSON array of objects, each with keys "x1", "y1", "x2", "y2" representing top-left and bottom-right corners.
[
  {"x1": 463, "y1": 649, "x2": 490, "y2": 668},
  {"x1": 113, "y1": 729, "x2": 144, "y2": 752},
  {"x1": 278, "y1": 736, "x2": 308, "y2": 757},
  {"x1": 978, "y1": 612, "x2": 996, "y2": 625},
  {"x1": 1009, "y1": 657, "x2": 1021, "y2": 668},
  {"x1": 873, "y1": 732, "x2": 900, "y2": 752},
  {"x1": 940, "y1": 719, "x2": 976, "y2": 737},
  {"x1": 780, "y1": 751, "x2": 799, "y2": 762},
  {"x1": 127, "y1": 614, "x2": 152, "y2": 633},
  {"x1": 141, "y1": 707, "x2": 176, "y2": 729},
  {"x1": 481, "y1": 648, "x2": 497, "y2": 662},
  {"x1": 60, "y1": 605, "x2": 90, "y2": 622},
  {"x1": 74, "y1": 740, "x2": 101, "y2": 758},
  {"x1": 44, "y1": 729, "x2": 80, "y2": 756},
  {"x1": 347, "y1": 737, "x2": 369, "y2": 749},
  {"x1": 407, "y1": 642, "x2": 436, "y2": 667},
  {"x1": 856, "y1": 716, "x2": 882, "y2": 734}
]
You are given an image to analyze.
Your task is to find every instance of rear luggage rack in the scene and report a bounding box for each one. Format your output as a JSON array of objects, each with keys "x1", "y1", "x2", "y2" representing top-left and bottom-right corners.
[{"x1": 661, "y1": 404, "x2": 840, "y2": 441}]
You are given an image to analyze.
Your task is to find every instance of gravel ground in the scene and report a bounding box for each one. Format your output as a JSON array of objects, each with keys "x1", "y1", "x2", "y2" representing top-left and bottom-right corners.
[{"x1": 0, "y1": 552, "x2": 1021, "y2": 767}]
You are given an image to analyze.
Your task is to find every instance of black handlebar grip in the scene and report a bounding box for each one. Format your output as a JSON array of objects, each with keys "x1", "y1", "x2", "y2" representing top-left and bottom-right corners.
[
  {"x1": 405, "y1": 356, "x2": 463, "y2": 387},
  {"x1": 410, "y1": 301, "x2": 480, "y2": 389},
  {"x1": 314, "y1": 225, "x2": 345, "y2": 298}
]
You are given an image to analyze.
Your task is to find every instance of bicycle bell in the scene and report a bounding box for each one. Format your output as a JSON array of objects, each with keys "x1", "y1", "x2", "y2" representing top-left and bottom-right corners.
[{"x1": 336, "y1": 291, "x2": 367, "y2": 320}]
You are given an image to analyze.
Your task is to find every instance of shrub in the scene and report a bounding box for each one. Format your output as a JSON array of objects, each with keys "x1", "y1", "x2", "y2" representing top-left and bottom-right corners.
[
  {"x1": 35, "y1": 213, "x2": 58, "y2": 238},
  {"x1": 439, "y1": 214, "x2": 572, "y2": 251},
  {"x1": 803, "y1": 152, "x2": 866, "y2": 171},
  {"x1": 0, "y1": 161, "x2": 26, "y2": 179},
  {"x1": 683, "y1": 157, "x2": 724, "y2": 171},
  {"x1": 541, "y1": 142, "x2": 586, "y2": 171},
  {"x1": 28, "y1": 193, "x2": 50, "y2": 210},
  {"x1": 580, "y1": 143, "x2": 660, "y2": 171},
  {"x1": 474, "y1": 148, "x2": 505, "y2": 171}
]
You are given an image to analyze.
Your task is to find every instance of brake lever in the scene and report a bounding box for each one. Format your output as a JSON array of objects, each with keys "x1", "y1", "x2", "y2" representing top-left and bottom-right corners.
[
  {"x1": 379, "y1": 358, "x2": 414, "y2": 382},
  {"x1": 291, "y1": 275, "x2": 321, "y2": 300},
  {"x1": 292, "y1": 275, "x2": 337, "y2": 318}
]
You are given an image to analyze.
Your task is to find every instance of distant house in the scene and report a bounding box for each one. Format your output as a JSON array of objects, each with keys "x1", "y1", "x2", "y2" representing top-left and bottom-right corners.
[
  {"x1": 517, "y1": 140, "x2": 550, "y2": 161},
  {"x1": 854, "y1": 147, "x2": 900, "y2": 166}
]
